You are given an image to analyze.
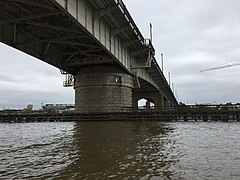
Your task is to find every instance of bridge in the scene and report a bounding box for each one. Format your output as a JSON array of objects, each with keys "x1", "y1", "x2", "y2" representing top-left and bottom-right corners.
[{"x1": 0, "y1": 0, "x2": 178, "y2": 112}]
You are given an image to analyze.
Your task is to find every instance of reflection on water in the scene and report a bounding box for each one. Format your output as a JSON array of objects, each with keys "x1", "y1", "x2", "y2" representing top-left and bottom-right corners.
[
  {"x1": 1, "y1": 122, "x2": 240, "y2": 179},
  {"x1": 58, "y1": 122, "x2": 180, "y2": 179}
]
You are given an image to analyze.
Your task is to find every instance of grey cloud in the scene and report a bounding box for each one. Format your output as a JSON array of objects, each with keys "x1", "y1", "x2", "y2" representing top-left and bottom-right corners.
[
  {"x1": 124, "y1": 0, "x2": 240, "y2": 104},
  {"x1": 0, "y1": 43, "x2": 74, "y2": 109}
]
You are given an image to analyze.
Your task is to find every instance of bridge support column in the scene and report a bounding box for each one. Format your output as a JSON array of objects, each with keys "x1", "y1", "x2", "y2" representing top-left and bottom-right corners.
[
  {"x1": 154, "y1": 94, "x2": 164, "y2": 108},
  {"x1": 132, "y1": 94, "x2": 139, "y2": 109},
  {"x1": 74, "y1": 65, "x2": 133, "y2": 113},
  {"x1": 146, "y1": 101, "x2": 151, "y2": 109},
  {"x1": 163, "y1": 98, "x2": 171, "y2": 109}
]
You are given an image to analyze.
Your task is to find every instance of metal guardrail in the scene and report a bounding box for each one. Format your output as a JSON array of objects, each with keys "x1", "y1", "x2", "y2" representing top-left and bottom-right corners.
[
  {"x1": 1, "y1": 107, "x2": 240, "y2": 123},
  {"x1": 122, "y1": 105, "x2": 240, "y2": 112},
  {"x1": 117, "y1": 0, "x2": 145, "y2": 45}
]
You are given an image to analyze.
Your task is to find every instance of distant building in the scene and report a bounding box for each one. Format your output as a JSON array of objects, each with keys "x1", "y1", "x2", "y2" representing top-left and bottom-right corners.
[
  {"x1": 23, "y1": 104, "x2": 33, "y2": 112},
  {"x1": 41, "y1": 104, "x2": 75, "y2": 113}
]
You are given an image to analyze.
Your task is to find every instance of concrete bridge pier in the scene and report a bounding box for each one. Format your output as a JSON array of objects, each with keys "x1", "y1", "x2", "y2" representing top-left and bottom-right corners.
[
  {"x1": 74, "y1": 65, "x2": 134, "y2": 113},
  {"x1": 164, "y1": 99, "x2": 172, "y2": 108}
]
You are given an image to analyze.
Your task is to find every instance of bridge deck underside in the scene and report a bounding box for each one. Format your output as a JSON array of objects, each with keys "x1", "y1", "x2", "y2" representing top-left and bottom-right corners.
[
  {"x1": 0, "y1": 0, "x2": 114, "y2": 74},
  {"x1": 0, "y1": 0, "x2": 178, "y2": 106}
]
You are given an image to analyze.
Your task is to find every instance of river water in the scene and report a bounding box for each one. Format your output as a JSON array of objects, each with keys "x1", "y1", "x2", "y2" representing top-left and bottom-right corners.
[{"x1": 0, "y1": 121, "x2": 240, "y2": 179}]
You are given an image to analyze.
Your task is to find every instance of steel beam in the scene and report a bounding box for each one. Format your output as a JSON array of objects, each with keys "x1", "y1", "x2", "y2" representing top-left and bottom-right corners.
[
  {"x1": 17, "y1": 35, "x2": 87, "y2": 46},
  {"x1": 43, "y1": 41, "x2": 52, "y2": 57},
  {"x1": 22, "y1": 22, "x2": 81, "y2": 34},
  {"x1": 112, "y1": 26, "x2": 131, "y2": 35},
  {"x1": 11, "y1": 0, "x2": 55, "y2": 10},
  {"x1": 59, "y1": 49, "x2": 103, "y2": 56},
  {"x1": 0, "y1": 11, "x2": 61, "y2": 25},
  {"x1": 94, "y1": 5, "x2": 119, "y2": 19},
  {"x1": 13, "y1": 23, "x2": 17, "y2": 46},
  {"x1": 130, "y1": 47, "x2": 149, "y2": 56},
  {"x1": 123, "y1": 39, "x2": 139, "y2": 48},
  {"x1": 55, "y1": 41, "x2": 99, "y2": 48}
]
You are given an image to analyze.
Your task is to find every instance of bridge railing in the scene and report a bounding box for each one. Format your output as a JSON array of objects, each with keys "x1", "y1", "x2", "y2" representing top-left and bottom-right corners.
[
  {"x1": 1, "y1": 105, "x2": 239, "y2": 118},
  {"x1": 121, "y1": 104, "x2": 240, "y2": 113},
  {"x1": 116, "y1": 0, "x2": 145, "y2": 45}
]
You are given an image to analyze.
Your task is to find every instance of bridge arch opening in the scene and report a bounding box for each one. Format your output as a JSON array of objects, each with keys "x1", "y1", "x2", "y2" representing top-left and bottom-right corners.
[{"x1": 138, "y1": 98, "x2": 155, "y2": 110}]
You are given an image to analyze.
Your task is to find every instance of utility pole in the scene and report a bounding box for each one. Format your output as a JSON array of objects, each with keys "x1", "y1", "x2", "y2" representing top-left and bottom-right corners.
[
  {"x1": 172, "y1": 83, "x2": 174, "y2": 93},
  {"x1": 168, "y1": 72, "x2": 171, "y2": 86},
  {"x1": 161, "y1": 53, "x2": 164, "y2": 73},
  {"x1": 150, "y1": 23, "x2": 153, "y2": 42}
]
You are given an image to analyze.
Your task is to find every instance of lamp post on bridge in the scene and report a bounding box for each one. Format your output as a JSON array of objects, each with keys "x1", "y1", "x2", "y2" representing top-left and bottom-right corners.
[
  {"x1": 150, "y1": 23, "x2": 153, "y2": 42},
  {"x1": 161, "y1": 53, "x2": 164, "y2": 73}
]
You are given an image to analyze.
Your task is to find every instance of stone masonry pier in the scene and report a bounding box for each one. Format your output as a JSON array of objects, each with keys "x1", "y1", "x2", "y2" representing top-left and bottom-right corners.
[{"x1": 74, "y1": 65, "x2": 133, "y2": 112}]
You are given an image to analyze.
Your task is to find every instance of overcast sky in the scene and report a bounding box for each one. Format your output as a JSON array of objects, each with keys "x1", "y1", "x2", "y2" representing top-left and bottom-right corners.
[{"x1": 1, "y1": 0, "x2": 240, "y2": 109}]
